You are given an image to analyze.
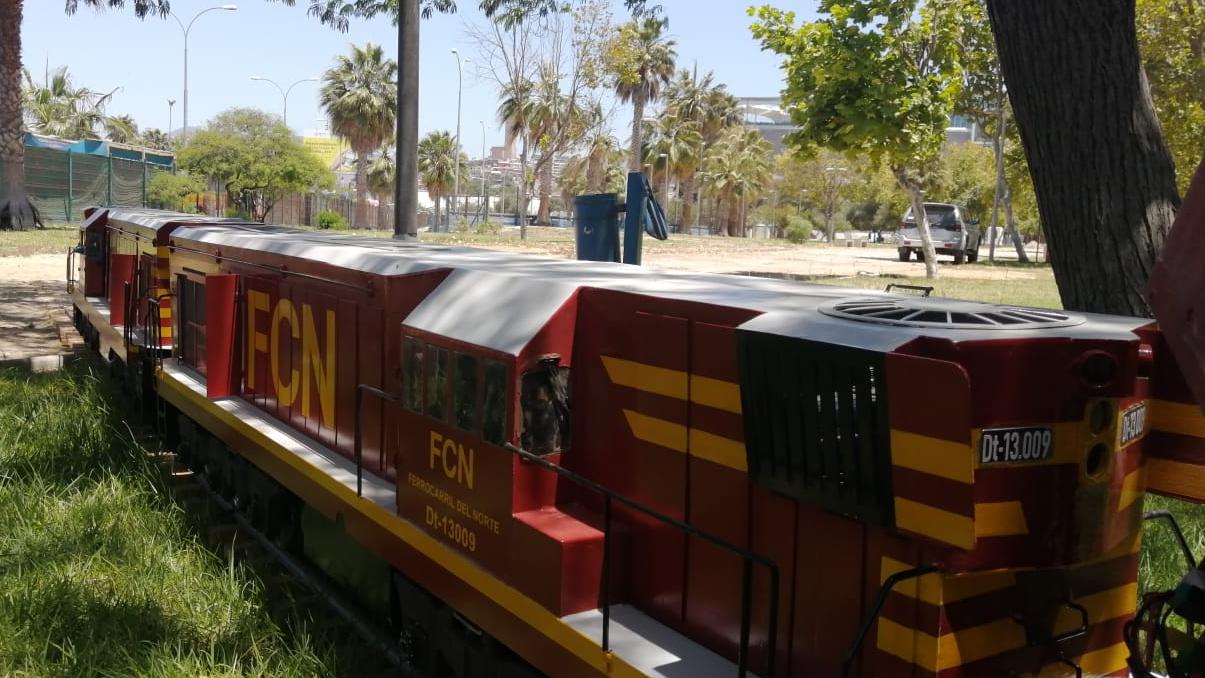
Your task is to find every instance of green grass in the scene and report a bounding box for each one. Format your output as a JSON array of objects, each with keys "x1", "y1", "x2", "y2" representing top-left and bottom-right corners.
[
  {"x1": 0, "y1": 224, "x2": 79, "y2": 257},
  {"x1": 820, "y1": 272, "x2": 1063, "y2": 309},
  {"x1": 0, "y1": 365, "x2": 357, "y2": 677}
]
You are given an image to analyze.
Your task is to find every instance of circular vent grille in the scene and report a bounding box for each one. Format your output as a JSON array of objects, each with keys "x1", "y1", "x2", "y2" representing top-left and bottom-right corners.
[{"x1": 819, "y1": 297, "x2": 1085, "y2": 330}]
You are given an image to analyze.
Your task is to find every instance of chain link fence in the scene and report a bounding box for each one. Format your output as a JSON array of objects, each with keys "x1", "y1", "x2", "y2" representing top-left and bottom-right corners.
[{"x1": 24, "y1": 146, "x2": 171, "y2": 223}]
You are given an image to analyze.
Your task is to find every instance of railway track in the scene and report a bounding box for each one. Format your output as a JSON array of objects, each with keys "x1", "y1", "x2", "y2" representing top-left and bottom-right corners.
[{"x1": 149, "y1": 446, "x2": 418, "y2": 678}]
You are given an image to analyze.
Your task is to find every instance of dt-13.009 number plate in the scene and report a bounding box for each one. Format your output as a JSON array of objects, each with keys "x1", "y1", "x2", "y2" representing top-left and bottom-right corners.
[{"x1": 979, "y1": 426, "x2": 1054, "y2": 465}]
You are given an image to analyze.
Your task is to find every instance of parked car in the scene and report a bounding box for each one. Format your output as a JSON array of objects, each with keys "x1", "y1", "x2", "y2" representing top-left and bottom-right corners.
[{"x1": 897, "y1": 202, "x2": 982, "y2": 265}]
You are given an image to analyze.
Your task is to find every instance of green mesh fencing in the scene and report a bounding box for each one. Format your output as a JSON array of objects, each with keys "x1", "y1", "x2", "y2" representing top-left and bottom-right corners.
[{"x1": 23, "y1": 146, "x2": 167, "y2": 222}]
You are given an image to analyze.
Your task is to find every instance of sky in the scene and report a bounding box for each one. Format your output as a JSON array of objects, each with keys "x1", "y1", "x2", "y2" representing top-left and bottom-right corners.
[{"x1": 22, "y1": 0, "x2": 818, "y2": 156}]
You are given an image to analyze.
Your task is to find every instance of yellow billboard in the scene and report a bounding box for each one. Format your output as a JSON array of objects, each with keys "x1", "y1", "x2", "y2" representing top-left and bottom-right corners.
[{"x1": 302, "y1": 136, "x2": 349, "y2": 170}]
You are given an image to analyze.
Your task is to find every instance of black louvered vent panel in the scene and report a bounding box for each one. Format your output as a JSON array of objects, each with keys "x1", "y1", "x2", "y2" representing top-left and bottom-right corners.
[{"x1": 737, "y1": 332, "x2": 894, "y2": 526}]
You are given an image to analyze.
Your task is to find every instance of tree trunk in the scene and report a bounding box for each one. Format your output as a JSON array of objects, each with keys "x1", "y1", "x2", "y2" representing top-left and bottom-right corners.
[
  {"x1": 586, "y1": 151, "x2": 605, "y2": 193},
  {"x1": 518, "y1": 141, "x2": 529, "y2": 240},
  {"x1": 537, "y1": 159, "x2": 552, "y2": 225},
  {"x1": 986, "y1": 0, "x2": 1177, "y2": 315},
  {"x1": 680, "y1": 171, "x2": 696, "y2": 233},
  {"x1": 377, "y1": 197, "x2": 389, "y2": 231},
  {"x1": 629, "y1": 94, "x2": 645, "y2": 172},
  {"x1": 725, "y1": 196, "x2": 741, "y2": 237},
  {"x1": 432, "y1": 192, "x2": 441, "y2": 232},
  {"x1": 894, "y1": 167, "x2": 939, "y2": 279},
  {"x1": 0, "y1": 0, "x2": 41, "y2": 230},
  {"x1": 354, "y1": 152, "x2": 370, "y2": 229},
  {"x1": 989, "y1": 105, "x2": 1004, "y2": 263}
]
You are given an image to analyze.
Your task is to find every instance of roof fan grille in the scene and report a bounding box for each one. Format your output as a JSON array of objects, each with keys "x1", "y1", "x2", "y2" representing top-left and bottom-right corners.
[{"x1": 820, "y1": 297, "x2": 1085, "y2": 330}]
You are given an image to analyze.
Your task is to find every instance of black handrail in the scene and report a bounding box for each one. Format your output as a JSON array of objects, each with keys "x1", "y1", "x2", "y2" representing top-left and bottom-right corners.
[
  {"x1": 1144, "y1": 510, "x2": 1198, "y2": 570},
  {"x1": 354, "y1": 384, "x2": 402, "y2": 497},
  {"x1": 841, "y1": 563, "x2": 939, "y2": 677},
  {"x1": 503, "y1": 443, "x2": 780, "y2": 678}
]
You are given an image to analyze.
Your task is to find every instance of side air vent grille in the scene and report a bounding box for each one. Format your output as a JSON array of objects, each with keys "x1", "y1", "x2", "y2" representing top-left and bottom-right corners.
[
  {"x1": 737, "y1": 333, "x2": 893, "y2": 526},
  {"x1": 820, "y1": 297, "x2": 1084, "y2": 330}
]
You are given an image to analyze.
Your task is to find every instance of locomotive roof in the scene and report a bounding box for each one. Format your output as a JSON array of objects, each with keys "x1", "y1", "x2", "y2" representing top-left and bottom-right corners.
[
  {"x1": 167, "y1": 221, "x2": 1150, "y2": 351},
  {"x1": 102, "y1": 207, "x2": 259, "y2": 233}
]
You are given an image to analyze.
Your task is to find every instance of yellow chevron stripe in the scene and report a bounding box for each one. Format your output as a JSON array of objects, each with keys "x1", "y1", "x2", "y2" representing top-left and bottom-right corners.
[
  {"x1": 880, "y1": 556, "x2": 1017, "y2": 607},
  {"x1": 891, "y1": 430, "x2": 973, "y2": 484},
  {"x1": 878, "y1": 583, "x2": 1136, "y2": 672},
  {"x1": 1151, "y1": 399, "x2": 1205, "y2": 438},
  {"x1": 689, "y1": 428, "x2": 747, "y2": 471},
  {"x1": 620, "y1": 409, "x2": 747, "y2": 471},
  {"x1": 689, "y1": 375, "x2": 742, "y2": 413},
  {"x1": 974, "y1": 501, "x2": 1029, "y2": 537},
  {"x1": 603, "y1": 356, "x2": 687, "y2": 400},
  {"x1": 894, "y1": 497, "x2": 974, "y2": 550},
  {"x1": 1039, "y1": 642, "x2": 1127, "y2": 677},
  {"x1": 1119, "y1": 466, "x2": 1145, "y2": 511}
]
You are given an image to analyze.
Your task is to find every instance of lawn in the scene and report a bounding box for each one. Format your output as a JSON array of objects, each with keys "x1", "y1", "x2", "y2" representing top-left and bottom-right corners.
[
  {"x1": 820, "y1": 268, "x2": 1062, "y2": 309},
  {"x1": 0, "y1": 365, "x2": 375, "y2": 677},
  {"x1": 0, "y1": 224, "x2": 79, "y2": 257}
]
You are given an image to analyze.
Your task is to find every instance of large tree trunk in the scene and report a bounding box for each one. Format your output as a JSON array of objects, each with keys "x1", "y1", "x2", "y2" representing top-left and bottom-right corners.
[
  {"x1": 0, "y1": 0, "x2": 41, "y2": 231},
  {"x1": 725, "y1": 196, "x2": 741, "y2": 237},
  {"x1": 354, "y1": 153, "x2": 370, "y2": 229},
  {"x1": 536, "y1": 159, "x2": 552, "y2": 225},
  {"x1": 629, "y1": 94, "x2": 645, "y2": 172},
  {"x1": 986, "y1": 0, "x2": 1178, "y2": 315},
  {"x1": 586, "y1": 152, "x2": 605, "y2": 193},
  {"x1": 680, "y1": 172, "x2": 696, "y2": 233},
  {"x1": 377, "y1": 197, "x2": 389, "y2": 231},
  {"x1": 432, "y1": 192, "x2": 441, "y2": 232},
  {"x1": 518, "y1": 142, "x2": 529, "y2": 240}
]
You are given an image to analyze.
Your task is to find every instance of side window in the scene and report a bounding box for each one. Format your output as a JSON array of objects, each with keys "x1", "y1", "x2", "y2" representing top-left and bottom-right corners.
[
  {"x1": 482, "y1": 361, "x2": 508, "y2": 445},
  {"x1": 403, "y1": 337, "x2": 424, "y2": 412},
  {"x1": 453, "y1": 353, "x2": 477, "y2": 432},
  {"x1": 425, "y1": 346, "x2": 449, "y2": 421},
  {"x1": 520, "y1": 355, "x2": 571, "y2": 455}
]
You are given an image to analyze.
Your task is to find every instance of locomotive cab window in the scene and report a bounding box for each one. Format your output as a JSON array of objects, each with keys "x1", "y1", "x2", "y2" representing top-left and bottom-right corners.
[
  {"x1": 520, "y1": 355, "x2": 570, "y2": 456},
  {"x1": 403, "y1": 337, "x2": 424, "y2": 412},
  {"x1": 454, "y1": 353, "x2": 477, "y2": 432},
  {"x1": 482, "y1": 361, "x2": 508, "y2": 445},
  {"x1": 425, "y1": 346, "x2": 449, "y2": 421}
]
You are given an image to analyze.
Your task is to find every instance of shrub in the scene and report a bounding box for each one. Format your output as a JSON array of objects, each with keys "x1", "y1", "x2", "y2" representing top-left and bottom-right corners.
[
  {"x1": 785, "y1": 215, "x2": 813, "y2": 244},
  {"x1": 474, "y1": 220, "x2": 502, "y2": 235},
  {"x1": 316, "y1": 210, "x2": 348, "y2": 231}
]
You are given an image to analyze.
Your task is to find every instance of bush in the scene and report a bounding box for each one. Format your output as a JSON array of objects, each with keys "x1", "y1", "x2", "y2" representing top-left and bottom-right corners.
[
  {"x1": 785, "y1": 215, "x2": 813, "y2": 244},
  {"x1": 474, "y1": 220, "x2": 502, "y2": 235},
  {"x1": 224, "y1": 207, "x2": 252, "y2": 220},
  {"x1": 146, "y1": 172, "x2": 205, "y2": 212},
  {"x1": 316, "y1": 210, "x2": 348, "y2": 231}
]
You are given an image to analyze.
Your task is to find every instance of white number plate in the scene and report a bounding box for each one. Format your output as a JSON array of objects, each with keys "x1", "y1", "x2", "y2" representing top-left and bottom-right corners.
[
  {"x1": 1119, "y1": 402, "x2": 1149, "y2": 446},
  {"x1": 980, "y1": 427, "x2": 1054, "y2": 465}
]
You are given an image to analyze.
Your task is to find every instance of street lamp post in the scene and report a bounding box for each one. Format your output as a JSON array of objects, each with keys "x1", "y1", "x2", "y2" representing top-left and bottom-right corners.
[
  {"x1": 450, "y1": 49, "x2": 469, "y2": 231},
  {"x1": 167, "y1": 99, "x2": 175, "y2": 139},
  {"x1": 249, "y1": 76, "x2": 319, "y2": 129},
  {"x1": 170, "y1": 4, "x2": 237, "y2": 145},
  {"x1": 658, "y1": 152, "x2": 670, "y2": 217}
]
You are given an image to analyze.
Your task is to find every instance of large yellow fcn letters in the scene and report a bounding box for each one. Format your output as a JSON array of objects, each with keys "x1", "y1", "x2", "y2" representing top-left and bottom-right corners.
[
  {"x1": 246, "y1": 290, "x2": 336, "y2": 429},
  {"x1": 302, "y1": 305, "x2": 336, "y2": 429}
]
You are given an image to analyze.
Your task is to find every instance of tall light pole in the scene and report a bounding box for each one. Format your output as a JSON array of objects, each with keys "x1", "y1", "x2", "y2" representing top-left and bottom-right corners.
[
  {"x1": 394, "y1": 0, "x2": 420, "y2": 239},
  {"x1": 450, "y1": 49, "x2": 469, "y2": 230},
  {"x1": 479, "y1": 120, "x2": 487, "y2": 222},
  {"x1": 167, "y1": 99, "x2": 175, "y2": 138},
  {"x1": 170, "y1": 4, "x2": 237, "y2": 145},
  {"x1": 249, "y1": 75, "x2": 318, "y2": 129}
]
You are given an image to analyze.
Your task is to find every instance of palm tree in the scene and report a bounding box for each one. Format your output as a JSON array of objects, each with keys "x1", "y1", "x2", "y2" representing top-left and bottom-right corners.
[
  {"x1": 368, "y1": 151, "x2": 395, "y2": 230},
  {"x1": 700, "y1": 127, "x2": 772, "y2": 236},
  {"x1": 320, "y1": 42, "x2": 398, "y2": 229},
  {"x1": 583, "y1": 130, "x2": 618, "y2": 194},
  {"x1": 104, "y1": 114, "x2": 138, "y2": 144},
  {"x1": 643, "y1": 115, "x2": 702, "y2": 230},
  {"x1": 497, "y1": 78, "x2": 536, "y2": 237},
  {"x1": 664, "y1": 68, "x2": 740, "y2": 229},
  {"x1": 529, "y1": 72, "x2": 569, "y2": 226},
  {"x1": 614, "y1": 17, "x2": 676, "y2": 172},
  {"x1": 418, "y1": 131, "x2": 460, "y2": 232},
  {"x1": 3, "y1": 1, "x2": 168, "y2": 230}
]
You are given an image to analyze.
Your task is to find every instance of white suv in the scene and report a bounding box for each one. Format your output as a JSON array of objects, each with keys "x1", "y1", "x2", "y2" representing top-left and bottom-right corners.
[{"x1": 897, "y1": 202, "x2": 982, "y2": 265}]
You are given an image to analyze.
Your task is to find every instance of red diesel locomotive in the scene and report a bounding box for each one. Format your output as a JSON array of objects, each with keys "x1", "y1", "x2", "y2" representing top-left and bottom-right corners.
[{"x1": 68, "y1": 190, "x2": 1205, "y2": 677}]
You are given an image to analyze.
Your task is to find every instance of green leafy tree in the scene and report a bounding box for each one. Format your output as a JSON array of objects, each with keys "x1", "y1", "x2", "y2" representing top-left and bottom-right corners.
[
  {"x1": 932, "y1": 142, "x2": 996, "y2": 224},
  {"x1": 662, "y1": 68, "x2": 740, "y2": 229},
  {"x1": 1137, "y1": 0, "x2": 1205, "y2": 196},
  {"x1": 609, "y1": 16, "x2": 676, "y2": 171},
  {"x1": 1, "y1": 1, "x2": 169, "y2": 230},
  {"x1": 177, "y1": 108, "x2": 332, "y2": 222},
  {"x1": 841, "y1": 158, "x2": 907, "y2": 240},
  {"x1": 751, "y1": 0, "x2": 970, "y2": 278},
  {"x1": 147, "y1": 171, "x2": 205, "y2": 212},
  {"x1": 103, "y1": 114, "x2": 139, "y2": 144},
  {"x1": 320, "y1": 42, "x2": 397, "y2": 229},
  {"x1": 773, "y1": 149, "x2": 856, "y2": 243},
  {"x1": 139, "y1": 128, "x2": 172, "y2": 151}
]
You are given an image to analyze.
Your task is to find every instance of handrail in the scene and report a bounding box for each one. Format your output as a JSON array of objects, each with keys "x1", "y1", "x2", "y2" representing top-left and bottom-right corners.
[
  {"x1": 841, "y1": 563, "x2": 939, "y2": 676},
  {"x1": 66, "y1": 246, "x2": 77, "y2": 294},
  {"x1": 354, "y1": 384, "x2": 402, "y2": 497},
  {"x1": 504, "y1": 442, "x2": 780, "y2": 678}
]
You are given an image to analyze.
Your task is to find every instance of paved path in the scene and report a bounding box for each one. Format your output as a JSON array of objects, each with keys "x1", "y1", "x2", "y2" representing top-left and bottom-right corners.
[{"x1": 0, "y1": 254, "x2": 76, "y2": 363}]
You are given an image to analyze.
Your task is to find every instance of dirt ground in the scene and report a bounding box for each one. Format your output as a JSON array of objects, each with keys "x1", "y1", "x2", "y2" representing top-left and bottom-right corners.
[{"x1": 0, "y1": 255, "x2": 73, "y2": 362}]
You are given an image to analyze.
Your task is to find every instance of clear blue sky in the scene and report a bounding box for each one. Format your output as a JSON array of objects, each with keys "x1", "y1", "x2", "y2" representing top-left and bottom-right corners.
[{"x1": 22, "y1": 0, "x2": 817, "y2": 155}]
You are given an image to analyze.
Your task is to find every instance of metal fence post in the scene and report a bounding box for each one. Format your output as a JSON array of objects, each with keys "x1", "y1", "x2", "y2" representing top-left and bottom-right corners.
[
  {"x1": 142, "y1": 163, "x2": 149, "y2": 207},
  {"x1": 66, "y1": 150, "x2": 73, "y2": 221}
]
